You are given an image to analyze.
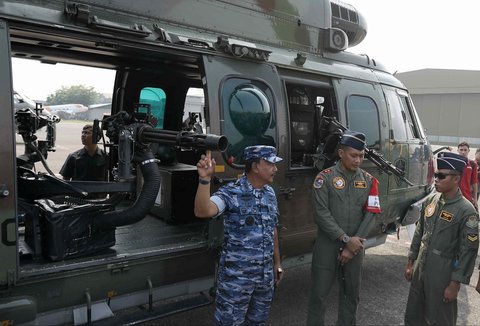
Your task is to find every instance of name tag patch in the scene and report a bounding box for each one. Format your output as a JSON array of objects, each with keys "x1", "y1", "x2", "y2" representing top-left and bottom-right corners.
[
  {"x1": 354, "y1": 181, "x2": 367, "y2": 188},
  {"x1": 440, "y1": 210, "x2": 454, "y2": 222}
]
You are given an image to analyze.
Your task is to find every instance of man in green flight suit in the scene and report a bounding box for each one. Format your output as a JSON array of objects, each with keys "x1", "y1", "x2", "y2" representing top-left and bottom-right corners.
[
  {"x1": 307, "y1": 130, "x2": 382, "y2": 325},
  {"x1": 404, "y1": 151, "x2": 479, "y2": 325}
]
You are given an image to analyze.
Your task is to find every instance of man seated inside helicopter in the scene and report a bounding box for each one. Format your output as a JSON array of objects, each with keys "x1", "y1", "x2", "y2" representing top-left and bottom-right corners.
[{"x1": 60, "y1": 124, "x2": 108, "y2": 183}]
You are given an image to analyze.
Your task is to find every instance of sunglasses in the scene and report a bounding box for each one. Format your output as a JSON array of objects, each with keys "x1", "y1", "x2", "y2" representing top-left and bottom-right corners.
[{"x1": 434, "y1": 172, "x2": 458, "y2": 180}]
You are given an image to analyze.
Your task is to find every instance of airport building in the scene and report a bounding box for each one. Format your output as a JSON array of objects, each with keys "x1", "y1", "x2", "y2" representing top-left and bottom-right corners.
[{"x1": 397, "y1": 69, "x2": 480, "y2": 146}]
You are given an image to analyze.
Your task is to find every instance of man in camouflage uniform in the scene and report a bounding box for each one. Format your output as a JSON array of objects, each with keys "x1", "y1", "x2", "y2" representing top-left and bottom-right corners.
[
  {"x1": 307, "y1": 130, "x2": 382, "y2": 325},
  {"x1": 404, "y1": 151, "x2": 479, "y2": 325},
  {"x1": 194, "y1": 145, "x2": 284, "y2": 325}
]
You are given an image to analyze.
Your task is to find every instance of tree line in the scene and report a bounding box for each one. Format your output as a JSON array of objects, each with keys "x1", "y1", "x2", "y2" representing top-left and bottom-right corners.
[{"x1": 46, "y1": 85, "x2": 111, "y2": 106}]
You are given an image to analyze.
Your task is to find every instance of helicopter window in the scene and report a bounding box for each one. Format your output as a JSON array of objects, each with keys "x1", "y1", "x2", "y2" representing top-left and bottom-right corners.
[
  {"x1": 138, "y1": 87, "x2": 166, "y2": 129},
  {"x1": 182, "y1": 87, "x2": 206, "y2": 133},
  {"x1": 399, "y1": 94, "x2": 421, "y2": 139},
  {"x1": 221, "y1": 78, "x2": 276, "y2": 167},
  {"x1": 346, "y1": 95, "x2": 380, "y2": 147},
  {"x1": 384, "y1": 88, "x2": 408, "y2": 141}
]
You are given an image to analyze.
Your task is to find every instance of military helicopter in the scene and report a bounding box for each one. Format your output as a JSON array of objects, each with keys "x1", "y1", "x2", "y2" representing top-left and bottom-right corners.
[{"x1": 0, "y1": 0, "x2": 434, "y2": 324}]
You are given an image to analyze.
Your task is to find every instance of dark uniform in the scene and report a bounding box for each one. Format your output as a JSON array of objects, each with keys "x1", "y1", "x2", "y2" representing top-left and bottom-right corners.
[
  {"x1": 307, "y1": 130, "x2": 381, "y2": 326},
  {"x1": 209, "y1": 146, "x2": 282, "y2": 326},
  {"x1": 405, "y1": 152, "x2": 479, "y2": 325},
  {"x1": 60, "y1": 147, "x2": 107, "y2": 181}
]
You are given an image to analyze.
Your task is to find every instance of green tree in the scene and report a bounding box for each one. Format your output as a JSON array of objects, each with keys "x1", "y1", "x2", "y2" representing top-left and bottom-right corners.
[{"x1": 46, "y1": 85, "x2": 110, "y2": 106}]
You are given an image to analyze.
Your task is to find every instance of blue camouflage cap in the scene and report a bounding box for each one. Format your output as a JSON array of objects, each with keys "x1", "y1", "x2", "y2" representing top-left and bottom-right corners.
[
  {"x1": 340, "y1": 129, "x2": 366, "y2": 150},
  {"x1": 437, "y1": 151, "x2": 467, "y2": 173},
  {"x1": 244, "y1": 145, "x2": 283, "y2": 163}
]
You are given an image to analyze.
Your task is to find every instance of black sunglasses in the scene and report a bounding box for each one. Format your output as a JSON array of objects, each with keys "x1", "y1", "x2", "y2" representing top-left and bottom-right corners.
[{"x1": 434, "y1": 172, "x2": 458, "y2": 180}]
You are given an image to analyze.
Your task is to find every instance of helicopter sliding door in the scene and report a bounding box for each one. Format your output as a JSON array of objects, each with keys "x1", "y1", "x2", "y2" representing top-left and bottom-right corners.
[{"x1": 276, "y1": 70, "x2": 337, "y2": 258}]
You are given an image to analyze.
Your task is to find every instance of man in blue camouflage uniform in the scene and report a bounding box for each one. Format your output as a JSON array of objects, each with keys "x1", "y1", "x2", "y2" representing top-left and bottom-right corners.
[
  {"x1": 194, "y1": 146, "x2": 284, "y2": 325},
  {"x1": 404, "y1": 151, "x2": 479, "y2": 325}
]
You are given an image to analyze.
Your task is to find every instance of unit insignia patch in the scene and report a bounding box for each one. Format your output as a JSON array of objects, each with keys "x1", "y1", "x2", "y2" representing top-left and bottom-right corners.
[{"x1": 332, "y1": 177, "x2": 345, "y2": 190}]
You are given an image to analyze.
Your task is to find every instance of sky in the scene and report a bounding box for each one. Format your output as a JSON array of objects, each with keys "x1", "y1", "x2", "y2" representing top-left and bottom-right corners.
[
  {"x1": 12, "y1": 0, "x2": 480, "y2": 100},
  {"x1": 346, "y1": 0, "x2": 480, "y2": 74},
  {"x1": 12, "y1": 59, "x2": 116, "y2": 101}
]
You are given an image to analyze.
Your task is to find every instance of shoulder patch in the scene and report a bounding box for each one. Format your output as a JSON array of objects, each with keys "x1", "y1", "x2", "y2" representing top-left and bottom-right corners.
[
  {"x1": 313, "y1": 175, "x2": 324, "y2": 189},
  {"x1": 322, "y1": 168, "x2": 333, "y2": 174},
  {"x1": 466, "y1": 215, "x2": 479, "y2": 229}
]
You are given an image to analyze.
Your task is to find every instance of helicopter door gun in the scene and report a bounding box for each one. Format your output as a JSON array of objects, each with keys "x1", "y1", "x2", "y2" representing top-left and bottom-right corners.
[{"x1": 321, "y1": 117, "x2": 414, "y2": 186}]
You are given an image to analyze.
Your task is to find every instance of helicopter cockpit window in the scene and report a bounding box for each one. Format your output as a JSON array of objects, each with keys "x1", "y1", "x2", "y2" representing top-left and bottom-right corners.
[
  {"x1": 138, "y1": 87, "x2": 166, "y2": 129},
  {"x1": 221, "y1": 79, "x2": 276, "y2": 167},
  {"x1": 399, "y1": 94, "x2": 422, "y2": 139},
  {"x1": 346, "y1": 95, "x2": 380, "y2": 148},
  {"x1": 384, "y1": 88, "x2": 408, "y2": 141}
]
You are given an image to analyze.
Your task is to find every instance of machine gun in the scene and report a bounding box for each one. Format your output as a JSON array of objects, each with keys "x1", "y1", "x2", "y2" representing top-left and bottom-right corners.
[
  {"x1": 321, "y1": 117, "x2": 413, "y2": 186},
  {"x1": 100, "y1": 110, "x2": 228, "y2": 180},
  {"x1": 100, "y1": 111, "x2": 227, "y2": 151},
  {"x1": 15, "y1": 103, "x2": 60, "y2": 174}
]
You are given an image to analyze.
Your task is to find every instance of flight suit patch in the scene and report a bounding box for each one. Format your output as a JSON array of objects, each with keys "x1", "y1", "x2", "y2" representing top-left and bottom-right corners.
[
  {"x1": 332, "y1": 177, "x2": 345, "y2": 190},
  {"x1": 424, "y1": 203, "x2": 435, "y2": 218},
  {"x1": 467, "y1": 234, "x2": 478, "y2": 242},
  {"x1": 466, "y1": 215, "x2": 479, "y2": 229},
  {"x1": 439, "y1": 210, "x2": 454, "y2": 222},
  {"x1": 354, "y1": 181, "x2": 367, "y2": 188},
  {"x1": 322, "y1": 168, "x2": 333, "y2": 174},
  {"x1": 313, "y1": 175, "x2": 324, "y2": 189}
]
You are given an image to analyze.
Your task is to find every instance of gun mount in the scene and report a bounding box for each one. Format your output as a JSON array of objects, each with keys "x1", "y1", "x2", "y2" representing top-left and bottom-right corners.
[{"x1": 15, "y1": 104, "x2": 60, "y2": 173}]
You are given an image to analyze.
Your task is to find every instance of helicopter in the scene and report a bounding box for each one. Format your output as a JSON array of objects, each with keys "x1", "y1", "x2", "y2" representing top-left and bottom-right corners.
[{"x1": 0, "y1": 0, "x2": 434, "y2": 324}]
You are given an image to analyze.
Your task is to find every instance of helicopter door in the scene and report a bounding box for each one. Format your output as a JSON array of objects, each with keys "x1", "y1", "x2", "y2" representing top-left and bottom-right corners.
[
  {"x1": 332, "y1": 78, "x2": 391, "y2": 204},
  {"x1": 0, "y1": 19, "x2": 18, "y2": 286},
  {"x1": 201, "y1": 55, "x2": 285, "y2": 247},
  {"x1": 383, "y1": 87, "x2": 429, "y2": 188}
]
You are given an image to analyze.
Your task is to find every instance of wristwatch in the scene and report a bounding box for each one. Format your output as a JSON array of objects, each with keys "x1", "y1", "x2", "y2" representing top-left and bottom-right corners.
[
  {"x1": 198, "y1": 178, "x2": 211, "y2": 185},
  {"x1": 341, "y1": 234, "x2": 350, "y2": 244}
]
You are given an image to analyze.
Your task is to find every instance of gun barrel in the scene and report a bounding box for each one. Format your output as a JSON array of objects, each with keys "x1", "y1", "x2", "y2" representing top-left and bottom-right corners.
[{"x1": 140, "y1": 127, "x2": 228, "y2": 152}]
